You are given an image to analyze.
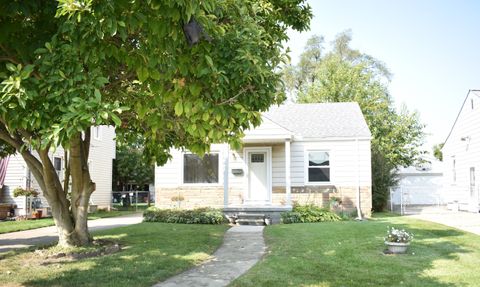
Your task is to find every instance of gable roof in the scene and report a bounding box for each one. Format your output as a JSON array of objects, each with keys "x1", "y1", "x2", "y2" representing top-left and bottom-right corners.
[
  {"x1": 263, "y1": 102, "x2": 371, "y2": 139},
  {"x1": 444, "y1": 89, "x2": 480, "y2": 146}
]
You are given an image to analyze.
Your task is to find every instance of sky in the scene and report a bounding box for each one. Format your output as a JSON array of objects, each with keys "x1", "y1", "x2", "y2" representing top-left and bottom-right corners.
[{"x1": 286, "y1": 0, "x2": 480, "y2": 152}]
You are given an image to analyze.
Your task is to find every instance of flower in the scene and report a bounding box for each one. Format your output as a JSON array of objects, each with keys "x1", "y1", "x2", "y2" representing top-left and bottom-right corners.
[{"x1": 384, "y1": 226, "x2": 413, "y2": 243}]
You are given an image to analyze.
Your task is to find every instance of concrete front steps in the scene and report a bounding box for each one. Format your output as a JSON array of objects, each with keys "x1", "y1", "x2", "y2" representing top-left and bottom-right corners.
[
  {"x1": 236, "y1": 213, "x2": 267, "y2": 226},
  {"x1": 223, "y1": 205, "x2": 292, "y2": 225}
]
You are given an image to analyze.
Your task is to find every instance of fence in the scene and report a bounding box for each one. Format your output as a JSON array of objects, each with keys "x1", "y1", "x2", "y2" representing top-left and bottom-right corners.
[{"x1": 112, "y1": 190, "x2": 153, "y2": 211}]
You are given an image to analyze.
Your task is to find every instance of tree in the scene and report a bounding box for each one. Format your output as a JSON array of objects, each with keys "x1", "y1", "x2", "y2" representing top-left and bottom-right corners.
[
  {"x1": 289, "y1": 31, "x2": 424, "y2": 211},
  {"x1": 433, "y1": 143, "x2": 444, "y2": 161},
  {"x1": 113, "y1": 144, "x2": 154, "y2": 191},
  {"x1": 0, "y1": 0, "x2": 312, "y2": 246}
]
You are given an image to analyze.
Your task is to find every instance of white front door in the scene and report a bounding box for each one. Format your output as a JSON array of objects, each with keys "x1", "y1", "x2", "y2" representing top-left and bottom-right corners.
[{"x1": 247, "y1": 150, "x2": 270, "y2": 203}]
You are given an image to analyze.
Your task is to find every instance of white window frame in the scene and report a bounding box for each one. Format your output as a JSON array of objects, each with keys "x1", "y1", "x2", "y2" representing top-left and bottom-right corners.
[
  {"x1": 304, "y1": 150, "x2": 331, "y2": 185},
  {"x1": 92, "y1": 126, "x2": 102, "y2": 140},
  {"x1": 180, "y1": 151, "x2": 222, "y2": 186}
]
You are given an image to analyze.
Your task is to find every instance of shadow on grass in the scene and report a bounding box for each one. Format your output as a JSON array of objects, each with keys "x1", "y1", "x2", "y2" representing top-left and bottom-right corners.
[
  {"x1": 0, "y1": 223, "x2": 228, "y2": 287},
  {"x1": 231, "y1": 217, "x2": 479, "y2": 287}
]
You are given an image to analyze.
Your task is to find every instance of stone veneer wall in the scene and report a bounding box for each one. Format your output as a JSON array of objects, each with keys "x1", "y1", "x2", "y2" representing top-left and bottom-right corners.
[
  {"x1": 155, "y1": 187, "x2": 224, "y2": 209},
  {"x1": 272, "y1": 185, "x2": 372, "y2": 217},
  {"x1": 156, "y1": 185, "x2": 372, "y2": 217}
]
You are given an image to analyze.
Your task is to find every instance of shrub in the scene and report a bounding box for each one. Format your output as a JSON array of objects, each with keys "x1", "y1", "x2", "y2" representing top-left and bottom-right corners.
[
  {"x1": 281, "y1": 204, "x2": 342, "y2": 224},
  {"x1": 143, "y1": 207, "x2": 227, "y2": 224}
]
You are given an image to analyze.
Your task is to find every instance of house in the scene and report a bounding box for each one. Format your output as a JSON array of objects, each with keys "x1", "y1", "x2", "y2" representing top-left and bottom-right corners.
[
  {"x1": 390, "y1": 157, "x2": 444, "y2": 213},
  {"x1": 0, "y1": 126, "x2": 116, "y2": 216},
  {"x1": 155, "y1": 103, "x2": 373, "y2": 221},
  {"x1": 442, "y1": 89, "x2": 480, "y2": 212}
]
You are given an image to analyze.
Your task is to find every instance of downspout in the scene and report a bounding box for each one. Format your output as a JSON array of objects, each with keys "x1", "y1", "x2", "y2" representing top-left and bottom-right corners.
[
  {"x1": 223, "y1": 144, "x2": 229, "y2": 208},
  {"x1": 356, "y1": 138, "x2": 363, "y2": 220}
]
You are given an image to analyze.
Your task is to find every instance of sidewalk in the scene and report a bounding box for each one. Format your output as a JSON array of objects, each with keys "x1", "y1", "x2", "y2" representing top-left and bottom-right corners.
[
  {"x1": 410, "y1": 210, "x2": 480, "y2": 235},
  {"x1": 153, "y1": 225, "x2": 266, "y2": 287},
  {"x1": 0, "y1": 213, "x2": 143, "y2": 253}
]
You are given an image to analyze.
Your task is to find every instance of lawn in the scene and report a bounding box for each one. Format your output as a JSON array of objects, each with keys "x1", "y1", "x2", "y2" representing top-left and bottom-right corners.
[
  {"x1": 0, "y1": 210, "x2": 139, "y2": 234},
  {"x1": 231, "y1": 213, "x2": 480, "y2": 287},
  {"x1": 0, "y1": 223, "x2": 228, "y2": 287}
]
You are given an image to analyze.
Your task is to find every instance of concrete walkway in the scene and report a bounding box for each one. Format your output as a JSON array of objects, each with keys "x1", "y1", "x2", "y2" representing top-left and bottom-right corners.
[
  {"x1": 0, "y1": 213, "x2": 143, "y2": 253},
  {"x1": 153, "y1": 225, "x2": 266, "y2": 287},
  {"x1": 410, "y1": 210, "x2": 480, "y2": 235}
]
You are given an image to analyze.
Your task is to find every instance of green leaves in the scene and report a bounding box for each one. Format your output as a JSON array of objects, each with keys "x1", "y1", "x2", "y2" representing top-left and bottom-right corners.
[
  {"x1": 1, "y1": 0, "x2": 312, "y2": 168},
  {"x1": 136, "y1": 67, "x2": 149, "y2": 82},
  {"x1": 174, "y1": 101, "x2": 184, "y2": 116}
]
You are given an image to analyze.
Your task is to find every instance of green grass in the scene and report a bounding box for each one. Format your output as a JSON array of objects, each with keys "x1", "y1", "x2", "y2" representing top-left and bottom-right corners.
[
  {"x1": 0, "y1": 210, "x2": 139, "y2": 234},
  {"x1": 231, "y1": 213, "x2": 480, "y2": 287},
  {"x1": 0, "y1": 223, "x2": 229, "y2": 287}
]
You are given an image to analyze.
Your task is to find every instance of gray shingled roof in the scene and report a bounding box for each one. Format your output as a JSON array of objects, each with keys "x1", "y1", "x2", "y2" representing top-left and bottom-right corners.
[{"x1": 263, "y1": 102, "x2": 371, "y2": 138}]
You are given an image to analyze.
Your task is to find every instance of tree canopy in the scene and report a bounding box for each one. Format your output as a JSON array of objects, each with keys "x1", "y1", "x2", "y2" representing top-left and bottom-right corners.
[
  {"x1": 287, "y1": 31, "x2": 425, "y2": 211},
  {"x1": 0, "y1": 0, "x2": 311, "y2": 246}
]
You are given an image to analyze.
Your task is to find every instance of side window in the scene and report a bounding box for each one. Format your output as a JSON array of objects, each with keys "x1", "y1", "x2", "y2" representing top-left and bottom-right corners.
[
  {"x1": 53, "y1": 157, "x2": 62, "y2": 171},
  {"x1": 92, "y1": 126, "x2": 102, "y2": 140},
  {"x1": 452, "y1": 158, "x2": 456, "y2": 183}
]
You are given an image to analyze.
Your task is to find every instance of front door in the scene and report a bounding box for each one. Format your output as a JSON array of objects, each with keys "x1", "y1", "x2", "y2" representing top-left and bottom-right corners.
[{"x1": 247, "y1": 151, "x2": 270, "y2": 203}]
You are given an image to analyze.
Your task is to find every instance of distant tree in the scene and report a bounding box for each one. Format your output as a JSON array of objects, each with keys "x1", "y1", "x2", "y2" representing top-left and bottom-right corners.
[
  {"x1": 433, "y1": 143, "x2": 444, "y2": 161},
  {"x1": 289, "y1": 31, "x2": 425, "y2": 212},
  {"x1": 0, "y1": 0, "x2": 311, "y2": 246},
  {"x1": 113, "y1": 144, "x2": 154, "y2": 192}
]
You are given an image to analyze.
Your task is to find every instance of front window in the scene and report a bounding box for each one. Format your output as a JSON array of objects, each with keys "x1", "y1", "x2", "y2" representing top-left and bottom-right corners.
[
  {"x1": 307, "y1": 151, "x2": 330, "y2": 183},
  {"x1": 183, "y1": 153, "x2": 219, "y2": 184}
]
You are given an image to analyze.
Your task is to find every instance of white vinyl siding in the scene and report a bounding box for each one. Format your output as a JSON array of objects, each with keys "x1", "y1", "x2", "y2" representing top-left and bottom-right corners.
[
  {"x1": 155, "y1": 139, "x2": 372, "y2": 191},
  {"x1": 443, "y1": 91, "x2": 480, "y2": 210}
]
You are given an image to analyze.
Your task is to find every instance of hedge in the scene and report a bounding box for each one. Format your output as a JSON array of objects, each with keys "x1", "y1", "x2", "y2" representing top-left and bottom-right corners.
[
  {"x1": 281, "y1": 204, "x2": 342, "y2": 224},
  {"x1": 143, "y1": 207, "x2": 227, "y2": 224}
]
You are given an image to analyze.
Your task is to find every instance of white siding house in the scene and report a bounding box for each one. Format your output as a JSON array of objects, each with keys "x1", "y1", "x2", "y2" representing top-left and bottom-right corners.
[
  {"x1": 442, "y1": 89, "x2": 480, "y2": 212},
  {"x1": 1, "y1": 126, "x2": 116, "y2": 215},
  {"x1": 155, "y1": 103, "x2": 373, "y2": 217}
]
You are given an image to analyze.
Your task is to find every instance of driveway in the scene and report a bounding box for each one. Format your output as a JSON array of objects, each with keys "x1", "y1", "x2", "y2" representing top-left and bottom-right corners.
[
  {"x1": 0, "y1": 213, "x2": 143, "y2": 253},
  {"x1": 410, "y1": 210, "x2": 480, "y2": 235}
]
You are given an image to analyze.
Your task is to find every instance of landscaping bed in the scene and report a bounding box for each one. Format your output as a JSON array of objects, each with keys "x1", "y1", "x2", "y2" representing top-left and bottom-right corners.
[{"x1": 231, "y1": 213, "x2": 480, "y2": 287}]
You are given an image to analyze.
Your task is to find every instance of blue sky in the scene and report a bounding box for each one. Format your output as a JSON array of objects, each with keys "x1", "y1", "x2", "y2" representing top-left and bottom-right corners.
[{"x1": 286, "y1": 0, "x2": 480, "y2": 151}]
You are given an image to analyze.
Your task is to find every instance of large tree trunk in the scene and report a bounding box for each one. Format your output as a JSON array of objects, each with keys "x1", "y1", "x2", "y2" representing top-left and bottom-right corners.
[{"x1": 1, "y1": 122, "x2": 96, "y2": 247}]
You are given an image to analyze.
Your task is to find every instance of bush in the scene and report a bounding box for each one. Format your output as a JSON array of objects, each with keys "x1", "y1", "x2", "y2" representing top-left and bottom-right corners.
[
  {"x1": 143, "y1": 207, "x2": 227, "y2": 224},
  {"x1": 281, "y1": 204, "x2": 342, "y2": 224}
]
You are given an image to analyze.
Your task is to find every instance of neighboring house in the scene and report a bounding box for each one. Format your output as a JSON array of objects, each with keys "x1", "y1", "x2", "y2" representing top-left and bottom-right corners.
[
  {"x1": 155, "y1": 103, "x2": 373, "y2": 219},
  {"x1": 390, "y1": 157, "x2": 444, "y2": 210},
  {"x1": 1, "y1": 126, "x2": 116, "y2": 216},
  {"x1": 442, "y1": 89, "x2": 480, "y2": 212}
]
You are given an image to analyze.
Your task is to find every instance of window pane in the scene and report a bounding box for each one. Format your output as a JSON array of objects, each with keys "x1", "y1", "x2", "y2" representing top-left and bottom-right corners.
[
  {"x1": 308, "y1": 168, "x2": 330, "y2": 182},
  {"x1": 309, "y1": 152, "x2": 329, "y2": 166},
  {"x1": 54, "y1": 157, "x2": 62, "y2": 171},
  {"x1": 184, "y1": 154, "x2": 219, "y2": 183}
]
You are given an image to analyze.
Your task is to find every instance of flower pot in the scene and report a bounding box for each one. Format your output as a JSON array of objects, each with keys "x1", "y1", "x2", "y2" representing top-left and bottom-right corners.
[
  {"x1": 385, "y1": 241, "x2": 410, "y2": 254},
  {"x1": 33, "y1": 210, "x2": 43, "y2": 219}
]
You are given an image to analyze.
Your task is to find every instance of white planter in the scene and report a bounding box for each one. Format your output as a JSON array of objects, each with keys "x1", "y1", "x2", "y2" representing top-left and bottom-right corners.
[{"x1": 385, "y1": 241, "x2": 410, "y2": 254}]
